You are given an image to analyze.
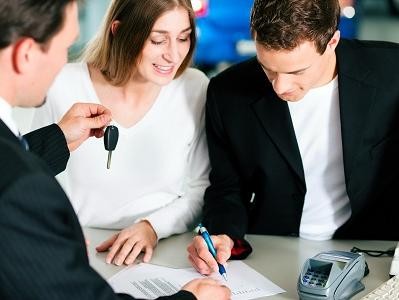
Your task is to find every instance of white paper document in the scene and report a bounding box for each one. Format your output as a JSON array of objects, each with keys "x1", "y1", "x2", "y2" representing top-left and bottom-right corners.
[{"x1": 108, "y1": 261, "x2": 285, "y2": 299}]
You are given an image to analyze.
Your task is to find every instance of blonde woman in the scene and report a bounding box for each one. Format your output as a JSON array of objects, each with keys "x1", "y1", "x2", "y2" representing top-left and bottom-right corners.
[{"x1": 32, "y1": 0, "x2": 209, "y2": 266}]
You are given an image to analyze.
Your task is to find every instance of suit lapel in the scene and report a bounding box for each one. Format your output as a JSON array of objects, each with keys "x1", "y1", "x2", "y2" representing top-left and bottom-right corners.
[
  {"x1": 339, "y1": 77, "x2": 376, "y2": 181},
  {"x1": 0, "y1": 119, "x2": 21, "y2": 148},
  {"x1": 251, "y1": 87, "x2": 306, "y2": 190},
  {"x1": 337, "y1": 41, "x2": 377, "y2": 182}
]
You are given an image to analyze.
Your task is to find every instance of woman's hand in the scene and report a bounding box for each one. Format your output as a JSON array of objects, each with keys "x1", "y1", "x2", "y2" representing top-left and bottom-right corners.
[{"x1": 96, "y1": 220, "x2": 158, "y2": 265}]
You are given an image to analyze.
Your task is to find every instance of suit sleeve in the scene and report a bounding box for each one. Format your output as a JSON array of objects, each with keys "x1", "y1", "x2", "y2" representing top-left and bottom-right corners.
[
  {"x1": 202, "y1": 78, "x2": 249, "y2": 239},
  {"x1": 0, "y1": 172, "x2": 195, "y2": 300},
  {"x1": 24, "y1": 124, "x2": 69, "y2": 175}
]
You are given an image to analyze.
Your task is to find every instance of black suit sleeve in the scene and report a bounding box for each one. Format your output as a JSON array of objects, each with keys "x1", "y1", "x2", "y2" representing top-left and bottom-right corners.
[
  {"x1": 0, "y1": 172, "x2": 123, "y2": 300},
  {"x1": 0, "y1": 171, "x2": 195, "y2": 300},
  {"x1": 24, "y1": 124, "x2": 70, "y2": 175},
  {"x1": 202, "y1": 78, "x2": 249, "y2": 239}
]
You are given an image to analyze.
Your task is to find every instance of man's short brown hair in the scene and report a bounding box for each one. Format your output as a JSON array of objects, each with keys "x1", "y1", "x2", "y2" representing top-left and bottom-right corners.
[
  {"x1": 0, "y1": 0, "x2": 77, "y2": 50},
  {"x1": 250, "y1": 0, "x2": 340, "y2": 53}
]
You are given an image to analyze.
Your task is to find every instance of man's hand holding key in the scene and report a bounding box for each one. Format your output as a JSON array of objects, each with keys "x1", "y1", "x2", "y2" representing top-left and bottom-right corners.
[{"x1": 57, "y1": 103, "x2": 112, "y2": 152}]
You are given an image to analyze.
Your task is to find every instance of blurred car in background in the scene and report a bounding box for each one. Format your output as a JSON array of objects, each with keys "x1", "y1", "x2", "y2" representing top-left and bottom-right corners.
[
  {"x1": 339, "y1": 0, "x2": 358, "y2": 39},
  {"x1": 191, "y1": 0, "x2": 254, "y2": 71},
  {"x1": 191, "y1": 0, "x2": 359, "y2": 72}
]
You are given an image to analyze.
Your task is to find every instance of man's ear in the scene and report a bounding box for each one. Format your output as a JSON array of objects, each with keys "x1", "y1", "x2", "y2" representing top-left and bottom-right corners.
[
  {"x1": 326, "y1": 30, "x2": 341, "y2": 52},
  {"x1": 12, "y1": 37, "x2": 36, "y2": 74}
]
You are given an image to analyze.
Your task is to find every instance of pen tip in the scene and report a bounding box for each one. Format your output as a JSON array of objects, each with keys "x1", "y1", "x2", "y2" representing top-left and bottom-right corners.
[{"x1": 222, "y1": 273, "x2": 227, "y2": 281}]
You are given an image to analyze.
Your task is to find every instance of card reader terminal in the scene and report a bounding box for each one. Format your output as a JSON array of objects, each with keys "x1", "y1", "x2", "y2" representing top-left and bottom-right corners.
[{"x1": 298, "y1": 250, "x2": 366, "y2": 300}]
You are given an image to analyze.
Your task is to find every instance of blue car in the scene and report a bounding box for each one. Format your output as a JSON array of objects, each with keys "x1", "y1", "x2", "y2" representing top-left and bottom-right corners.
[
  {"x1": 191, "y1": 0, "x2": 359, "y2": 70},
  {"x1": 339, "y1": 0, "x2": 358, "y2": 39},
  {"x1": 191, "y1": 0, "x2": 255, "y2": 70}
]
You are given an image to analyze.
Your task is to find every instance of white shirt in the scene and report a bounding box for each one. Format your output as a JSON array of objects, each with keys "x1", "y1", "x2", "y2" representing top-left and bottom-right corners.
[
  {"x1": 31, "y1": 62, "x2": 210, "y2": 239},
  {"x1": 0, "y1": 96, "x2": 19, "y2": 136},
  {"x1": 288, "y1": 77, "x2": 351, "y2": 240}
]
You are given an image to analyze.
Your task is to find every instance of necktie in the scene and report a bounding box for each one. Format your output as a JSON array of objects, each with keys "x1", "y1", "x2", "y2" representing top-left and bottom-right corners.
[{"x1": 18, "y1": 133, "x2": 29, "y2": 151}]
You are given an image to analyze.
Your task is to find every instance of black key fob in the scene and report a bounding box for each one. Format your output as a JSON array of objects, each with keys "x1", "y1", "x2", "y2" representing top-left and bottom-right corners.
[{"x1": 104, "y1": 125, "x2": 119, "y2": 151}]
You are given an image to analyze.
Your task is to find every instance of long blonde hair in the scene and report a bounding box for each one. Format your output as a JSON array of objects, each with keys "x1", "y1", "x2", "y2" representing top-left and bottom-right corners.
[{"x1": 81, "y1": 0, "x2": 196, "y2": 86}]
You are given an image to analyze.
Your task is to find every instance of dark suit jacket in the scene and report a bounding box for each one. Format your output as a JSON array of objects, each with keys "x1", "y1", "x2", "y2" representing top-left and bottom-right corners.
[
  {"x1": 203, "y1": 39, "x2": 399, "y2": 241},
  {"x1": 0, "y1": 120, "x2": 194, "y2": 300}
]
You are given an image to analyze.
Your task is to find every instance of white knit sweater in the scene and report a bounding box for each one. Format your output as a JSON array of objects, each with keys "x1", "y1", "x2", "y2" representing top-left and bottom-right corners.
[{"x1": 32, "y1": 62, "x2": 210, "y2": 239}]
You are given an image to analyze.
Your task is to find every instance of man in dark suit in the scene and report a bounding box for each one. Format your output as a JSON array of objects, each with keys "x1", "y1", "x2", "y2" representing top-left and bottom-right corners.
[
  {"x1": 187, "y1": 0, "x2": 399, "y2": 275},
  {"x1": 0, "y1": 1, "x2": 230, "y2": 299}
]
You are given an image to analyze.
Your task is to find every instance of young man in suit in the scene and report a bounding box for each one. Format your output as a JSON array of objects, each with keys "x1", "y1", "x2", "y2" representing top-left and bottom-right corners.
[
  {"x1": 0, "y1": 1, "x2": 230, "y2": 299},
  {"x1": 187, "y1": 0, "x2": 399, "y2": 275}
]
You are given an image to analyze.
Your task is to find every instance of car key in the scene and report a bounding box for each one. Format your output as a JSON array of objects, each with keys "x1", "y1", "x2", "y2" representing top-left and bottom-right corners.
[{"x1": 104, "y1": 125, "x2": 119, "y2": 169}]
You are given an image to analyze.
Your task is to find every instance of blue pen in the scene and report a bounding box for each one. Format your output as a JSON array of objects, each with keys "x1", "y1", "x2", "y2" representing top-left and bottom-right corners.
[{"x1": 198, "y1": 223, "x2": 227, "y2": 281}]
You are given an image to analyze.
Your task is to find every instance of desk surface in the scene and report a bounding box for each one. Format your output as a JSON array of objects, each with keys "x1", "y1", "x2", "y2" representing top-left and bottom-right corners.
[{"x1": 84, "y1": 227, "x2": 395, "y2": 299}]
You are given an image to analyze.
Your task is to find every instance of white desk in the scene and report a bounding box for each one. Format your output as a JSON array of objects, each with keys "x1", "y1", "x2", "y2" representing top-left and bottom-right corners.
[{"x1": 84, "y1": 227, "x2": 395, "y2": 299}]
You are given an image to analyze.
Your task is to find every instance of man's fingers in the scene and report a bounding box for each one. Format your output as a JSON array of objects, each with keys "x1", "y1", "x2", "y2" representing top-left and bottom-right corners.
[
  {"x1": 196, "y1": 239, "x2": 219, "y2": 272},
  {"x1": 92, "y1": 127, "x2": 106, "y2": 138},
  {"x1": 89, "y1": 104, "x2": 111, "y2": 117},
  {"x1": 84, "y1": 113, "x2": 111, "y2": 130},
  {"x1": 215, "y1": 245, "x2": 231, "y2": 264},
  {"x1": 71, "y1": 102, "x2": 112, "y2": 129},
  {"x1": 72, "y1": 102, "x2": 111, "y2": 118},
  {"x1": 188, "y1": 235, "x2": 232, "y2": 274},
  {"x1": 188, "y1": 254, "x2": 213, "y2": 275},
  {"x1": 188, "y1": 237, "x2": 219, "y2": 273}
]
